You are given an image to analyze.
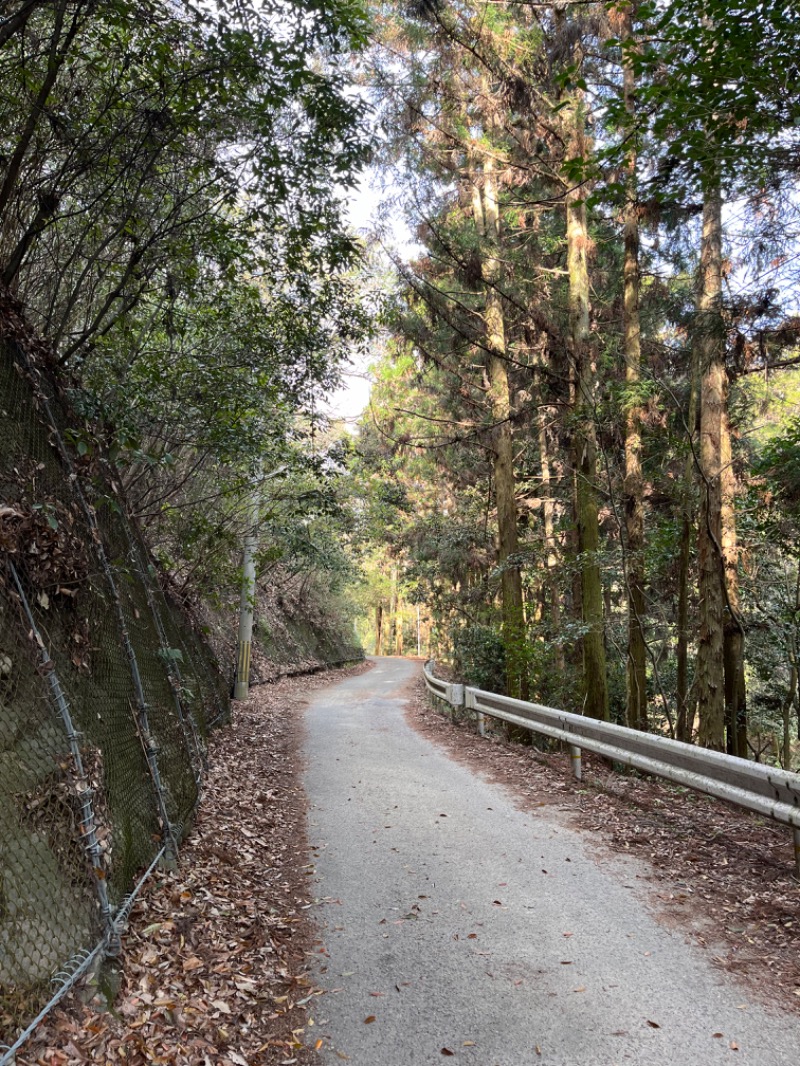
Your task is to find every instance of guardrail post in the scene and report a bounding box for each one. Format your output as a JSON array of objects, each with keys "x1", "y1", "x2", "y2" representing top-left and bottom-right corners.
[
  {"x1": 477, "y1": 712, "x2": 486, "y2": 737},
  {"x1": 570, "y1": 745, "x2": 582, "y2": 782},
  {"x1": 450, "y1": 684, "x2": 464, "y2": 708},
  {"x1": 794, "y1": 828, "x2": 800, "y2": 878}
]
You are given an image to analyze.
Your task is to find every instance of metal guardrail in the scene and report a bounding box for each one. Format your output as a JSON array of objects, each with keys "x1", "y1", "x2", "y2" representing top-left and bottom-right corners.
[{"x1": 423, "y1": 661, "x2": 800, "y2": 875}]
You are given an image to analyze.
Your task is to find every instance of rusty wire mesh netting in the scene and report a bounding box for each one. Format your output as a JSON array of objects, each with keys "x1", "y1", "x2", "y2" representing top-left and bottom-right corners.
[{"x1": 0, "y1": 337, "x2": 229, "y2": 1053}]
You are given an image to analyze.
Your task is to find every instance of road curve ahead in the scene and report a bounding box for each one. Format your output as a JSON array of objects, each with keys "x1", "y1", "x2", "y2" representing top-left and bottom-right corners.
[{"x1": 304, "y1": 657, "x2": 800, "y2": 1065}]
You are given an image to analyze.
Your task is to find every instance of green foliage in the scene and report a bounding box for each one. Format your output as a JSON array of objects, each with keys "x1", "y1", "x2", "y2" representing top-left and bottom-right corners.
[
  {"x1": 452, "y1": 624, "x2": 505, "y2": 693},
  {"x1": 0, "y1": 0, "x2": 376, "y2": 613},
  {"x1": 756, "y1": 420, "x2": 800, "y2": 524},
  {"x1": 599, "y1": 0, "x2": 800, "y2": 198}
]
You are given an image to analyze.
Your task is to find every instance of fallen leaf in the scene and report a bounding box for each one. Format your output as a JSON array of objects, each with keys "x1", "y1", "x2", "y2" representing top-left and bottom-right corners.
[
  {"x1": 441, "y1": 1049, "x2": 454, "y2": 1057},
  {"x1": 314, "y1": 1039, "x2": 323, "y2": 1050},
  {"x1": 730, "y1": 1041, "x2": 739, "y2": 1051},
  {"x1": 364, "y1": 1015, "x2": 376, "y2": 1024},
  {"x1": 646, "y1": 1020, "x2": 660, "y2": 1029}
]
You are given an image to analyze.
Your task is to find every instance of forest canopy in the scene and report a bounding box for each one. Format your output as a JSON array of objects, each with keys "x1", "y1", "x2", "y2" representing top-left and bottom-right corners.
[
  {"x1": 352, "y1": 0, "x2": 800, "y2": 767},
  {"x1": 4, "y1": 0, "x2": 800, "y2": 766},
  {"x1": 0, "y1": 0, "x2": 374, "y2": 604}
]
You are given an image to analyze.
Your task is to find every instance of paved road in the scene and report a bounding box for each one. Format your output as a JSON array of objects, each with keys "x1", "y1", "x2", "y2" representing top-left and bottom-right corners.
[{"x1": 304, "y1": 658, "x2": 800, "y2": 1065}]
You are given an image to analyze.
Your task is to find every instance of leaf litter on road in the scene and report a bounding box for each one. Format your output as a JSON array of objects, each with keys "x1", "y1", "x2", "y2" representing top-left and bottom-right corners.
[
  {"x1": 23, "y1": 664, "x2": 369, "y2": 1066},
  {"x1": 408, "y1": 680, "x2": 800, "y2": 1015}
]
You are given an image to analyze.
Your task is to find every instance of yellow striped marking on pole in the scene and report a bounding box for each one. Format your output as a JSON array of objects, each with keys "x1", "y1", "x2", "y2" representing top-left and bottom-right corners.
[
  {"x1": 234, "y1": 641, "x2": 252, "y2": 699},
  {"x1": 569, "y1": 745, "x2": 583, "y2": 781},
  {"x1": 237, "y1": 640, "x2": 251, "y2": 684}
]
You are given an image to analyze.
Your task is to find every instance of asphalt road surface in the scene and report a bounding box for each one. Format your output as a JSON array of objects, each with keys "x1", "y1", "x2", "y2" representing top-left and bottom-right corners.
[{"x1": 304, "y1": 657, "x2": 800, "y2": 1065}]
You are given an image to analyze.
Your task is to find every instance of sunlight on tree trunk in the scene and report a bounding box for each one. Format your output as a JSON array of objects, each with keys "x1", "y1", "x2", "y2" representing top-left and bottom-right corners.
[
  {"x1": 696, "y1": 182, "x2": 726, "y2": 751},
  {"x1": 375, "y1": 603, "x2": 384, "y2": 656},
  {"x1": 566, "y1": 98, "x2": 608, "y2": 722},
  {"x1": 621, "y1": 14, "x2": 647, "y2": 731},
  {"x1": 473, "y1": 154, "x2": 527, "y2": 700}
]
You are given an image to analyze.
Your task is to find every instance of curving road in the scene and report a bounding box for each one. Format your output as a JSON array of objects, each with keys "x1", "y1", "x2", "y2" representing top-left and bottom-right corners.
[{"x1": 304, "y1": 657, "x2": 800, "y2": 1065}]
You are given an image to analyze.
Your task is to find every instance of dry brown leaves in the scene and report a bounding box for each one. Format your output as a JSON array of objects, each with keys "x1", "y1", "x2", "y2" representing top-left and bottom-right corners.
[
  {"x1": 21, "y1": 664, "x2": 367, "y2": 1066},
  {"x1": 0, "y1": 494, "x2": 89, "y2": 592},
  {"x1": 408, "y1": 682, "x2": 800, "y2": 1015},
  {"x1": 0, "y1": 286, "x2": 59, "y2": 370}
]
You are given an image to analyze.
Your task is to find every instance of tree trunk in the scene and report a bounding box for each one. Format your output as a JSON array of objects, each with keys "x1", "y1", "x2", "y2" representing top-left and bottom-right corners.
[
  {"x1": 538, "y1": 405, "x2": 564, "y2": 673},
  {"x1": 621, "y1": 21, "x2": 647, "y2": 731},
  {"x1": 720, "y1": 405, "x2": 747, "y2": 757},
  {"x1": 676, "y1": 345, "x2": 700, "y2": 742},
  {"x1": 695, "y1": 183, "x2": 727, "y2": 751},
  {"x1": 783, "y1": 665, "x2": 797, "y2": 770},
  {"x1": 388, "y1": 564, "x2": 398, "y2": 655},
  {"x1": 375, "y1": 603, "x2": 384, "y2": 656},
  {"x1": 566, "y1": 107, "x2": 609, "y2": 721},
  {"x1": 473, "y1": 154, "x2": 527, "y2": 699}
]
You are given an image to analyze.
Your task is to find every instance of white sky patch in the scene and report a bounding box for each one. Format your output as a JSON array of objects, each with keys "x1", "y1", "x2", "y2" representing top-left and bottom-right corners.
[{"x1": 322, "y1": 163, "x2": 417, "y2": 428}]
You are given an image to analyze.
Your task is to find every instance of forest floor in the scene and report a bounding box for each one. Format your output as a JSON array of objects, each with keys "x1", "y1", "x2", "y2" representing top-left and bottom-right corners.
[
  {"x1": 19, "y1": 659, "x2": 800, "y2": 1065},
  {"x1": 21, "y1": 663, "x2": 370, "y2": 1066},
  {"x1": 408, "y1": 684, "x2": 800, "y2": 1018}
]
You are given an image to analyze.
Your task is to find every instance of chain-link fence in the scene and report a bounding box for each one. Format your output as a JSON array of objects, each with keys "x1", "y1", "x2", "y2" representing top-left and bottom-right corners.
[{"x1": 0, "y1": 335, "x2": 229, "y2": 1057}]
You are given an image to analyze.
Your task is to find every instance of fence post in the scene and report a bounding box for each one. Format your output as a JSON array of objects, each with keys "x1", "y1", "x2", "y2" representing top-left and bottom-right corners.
[
  {"x1": 794, "y1": 827, "x2": 800, "y2": 879},
  {"x1": 8, "y1": 562, "x2": 120, "y2": 957}
]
